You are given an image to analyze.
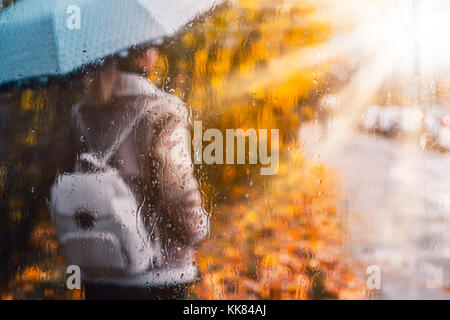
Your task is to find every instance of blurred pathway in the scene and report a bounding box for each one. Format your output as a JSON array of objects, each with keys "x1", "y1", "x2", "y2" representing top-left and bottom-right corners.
[{"x1": 300, "y1": 120, "x2": 450, "y2": 299}]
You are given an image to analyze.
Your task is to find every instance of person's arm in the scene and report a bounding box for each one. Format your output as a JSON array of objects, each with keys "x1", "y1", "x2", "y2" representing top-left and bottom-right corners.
[{"x1": 148, "y1": 96, "x2": 208, "y2": 244}]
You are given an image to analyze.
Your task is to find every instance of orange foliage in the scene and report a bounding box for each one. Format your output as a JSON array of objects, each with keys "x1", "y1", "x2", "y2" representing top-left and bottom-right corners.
[{"x1": 192, "y1": 150, "x2": 365, "y2": 299}]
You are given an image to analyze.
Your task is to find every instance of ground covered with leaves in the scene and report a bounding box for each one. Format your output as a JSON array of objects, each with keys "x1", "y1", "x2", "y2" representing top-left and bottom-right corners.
[{"x1": 192, "y1": 150, "x2": 365, "y2": 300}]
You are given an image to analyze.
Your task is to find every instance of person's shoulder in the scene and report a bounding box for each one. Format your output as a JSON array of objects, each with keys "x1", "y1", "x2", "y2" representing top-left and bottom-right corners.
[
  {"x1": 113, "y1": 72, "x2": 159, "y2": 98},
  {"x1": 144, "y1": 87, "x2": 188, "y2": 123},
  {"x1": 113, "y1": 72, "x2": 188, "y2": 121}
]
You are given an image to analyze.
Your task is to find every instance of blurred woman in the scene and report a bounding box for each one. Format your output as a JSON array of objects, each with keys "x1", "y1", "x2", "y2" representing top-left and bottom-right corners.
[{"x1": 63, "y1": 48, "x2": 208, "y2": 300}]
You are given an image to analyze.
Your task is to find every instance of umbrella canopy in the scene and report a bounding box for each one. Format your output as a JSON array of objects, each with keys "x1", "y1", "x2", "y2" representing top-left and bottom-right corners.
[{"x1": 0, "y1": 0, "x2": 221, "y2": 86}]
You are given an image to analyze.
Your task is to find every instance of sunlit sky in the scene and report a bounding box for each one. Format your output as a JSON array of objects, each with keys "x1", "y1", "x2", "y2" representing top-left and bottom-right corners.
[
  {"x1": 330, "y1": 0, "x2": 450, "y2": 73},
  {"x1": 224, "y1": 0, "x2": 450, "y2": 110},
  {"x1": 315, "y1": 0, "x2": 450, "y2": 119}
]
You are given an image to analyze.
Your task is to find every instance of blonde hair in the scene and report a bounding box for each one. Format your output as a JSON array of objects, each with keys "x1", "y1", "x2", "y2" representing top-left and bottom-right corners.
[{"x1": 1, "y1": 0, "x2": 18, "y2": 9}]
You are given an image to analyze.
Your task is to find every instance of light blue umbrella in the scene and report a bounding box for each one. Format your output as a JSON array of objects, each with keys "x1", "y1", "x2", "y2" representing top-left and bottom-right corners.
[{"x1": 0, "y1": 0, "x2": 221, "y2": 85}]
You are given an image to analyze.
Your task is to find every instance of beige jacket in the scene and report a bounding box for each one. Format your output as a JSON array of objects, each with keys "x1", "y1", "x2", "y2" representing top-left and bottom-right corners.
[{"x1": 73, "y1": 71, "x2": 207, "y2": 285}]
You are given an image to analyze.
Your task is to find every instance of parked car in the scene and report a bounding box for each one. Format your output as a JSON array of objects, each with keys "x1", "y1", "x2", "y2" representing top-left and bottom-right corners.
[
  {"x1": 425, "y1": 106, "x2": 450, "y2": 150},
  {"x1": 361, "y1": 104, "x2": 450, "y2": 151},
  {"x1": 361, "y1": 105, "x2": 422, "y2": 137}
]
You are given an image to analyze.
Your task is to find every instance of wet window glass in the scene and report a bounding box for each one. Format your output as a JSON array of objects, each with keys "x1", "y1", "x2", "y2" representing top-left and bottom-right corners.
[{"x1": 0, "y1": 0, "x2": 449, "y2": 300}]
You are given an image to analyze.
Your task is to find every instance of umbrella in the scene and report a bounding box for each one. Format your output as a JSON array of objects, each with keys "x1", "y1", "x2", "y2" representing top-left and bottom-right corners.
[{"x1": 0, "y1": 0, "x2": 221, "y2": 86}]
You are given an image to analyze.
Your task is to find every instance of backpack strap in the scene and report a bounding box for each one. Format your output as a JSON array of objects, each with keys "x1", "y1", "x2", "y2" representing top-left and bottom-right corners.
[
  {"x1": 73, "y1": 99, "x2": 154, "y2": 170},
  {"x1": 101, "y1": 102, "x2": 152, "y2": 165}
]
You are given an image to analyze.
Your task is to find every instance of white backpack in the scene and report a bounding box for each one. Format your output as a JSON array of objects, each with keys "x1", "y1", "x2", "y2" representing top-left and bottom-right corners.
[{"x1": 49, "y1": 103, "x2": 162, "y2": 282}]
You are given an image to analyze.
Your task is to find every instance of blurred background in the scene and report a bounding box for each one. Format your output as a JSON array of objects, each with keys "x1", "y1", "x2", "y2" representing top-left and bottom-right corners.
[{"x1": 0, "y1": 0, "x2": 449, "y2": 299}]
